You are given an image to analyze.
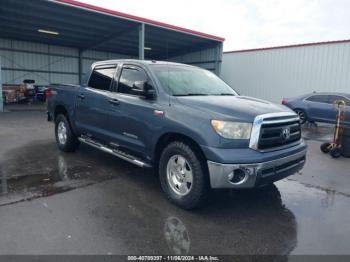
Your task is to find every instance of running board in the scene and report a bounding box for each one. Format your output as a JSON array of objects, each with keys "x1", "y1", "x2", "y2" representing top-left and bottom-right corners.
[{"x1": 78, "y1": 137, "x2": 151, "y2": 168}]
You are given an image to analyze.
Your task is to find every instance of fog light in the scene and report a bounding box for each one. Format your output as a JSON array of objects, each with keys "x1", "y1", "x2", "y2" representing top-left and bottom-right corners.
[{"x1": 228, "y1": 168, "x2": 247, "y2": 184}]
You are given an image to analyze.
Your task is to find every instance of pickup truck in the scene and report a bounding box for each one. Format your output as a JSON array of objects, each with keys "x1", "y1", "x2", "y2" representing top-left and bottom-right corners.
[{"x1": 47, "y1": 60, "x2": 307, "y2": 209}]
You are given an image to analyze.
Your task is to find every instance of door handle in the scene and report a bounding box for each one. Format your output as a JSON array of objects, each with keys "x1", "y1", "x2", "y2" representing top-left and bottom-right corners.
[
  {"x1": 77, "y1": 94, "x2": 85, "y2": 100},
  {"x1": 109, "y1": 98, "x2": 120, "y2": 105}
]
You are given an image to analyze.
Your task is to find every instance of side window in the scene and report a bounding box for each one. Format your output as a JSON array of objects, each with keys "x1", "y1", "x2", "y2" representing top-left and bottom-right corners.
[
  {"x1": 327, "y1": 95, "x2": 350, "y2": 106},
  {"x1": 306, "y1": 95, "x2": 328, "y2": 103},
  {"x1": 88, "y1": 66, "x2": 116, "y2": 91},
  {"x1": 118, "y1": 66, "x2": 148, "y2": 96}
]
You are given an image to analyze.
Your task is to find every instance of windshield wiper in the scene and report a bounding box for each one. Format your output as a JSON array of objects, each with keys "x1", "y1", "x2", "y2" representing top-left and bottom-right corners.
[
  {"x1": 217, "y1": 93, "x2": 235, "y2": 96},
  {"x1": 174, "y1": 93, "x2": 209, "y2": 96}
]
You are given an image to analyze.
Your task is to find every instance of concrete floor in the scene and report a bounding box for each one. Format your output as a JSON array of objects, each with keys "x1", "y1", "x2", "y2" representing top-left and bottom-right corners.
[{"x1": 0, "y1": 111, "x2": 349, "y2": 255}]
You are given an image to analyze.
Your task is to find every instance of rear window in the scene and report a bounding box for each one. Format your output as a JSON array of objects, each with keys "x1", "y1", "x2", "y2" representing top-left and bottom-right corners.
[
  {"x1": 88, "y1": 66, "x2": 116, "y2": 91},
  {"x1": 328, "y1": 95, "x2": 350, "y2": 106}
]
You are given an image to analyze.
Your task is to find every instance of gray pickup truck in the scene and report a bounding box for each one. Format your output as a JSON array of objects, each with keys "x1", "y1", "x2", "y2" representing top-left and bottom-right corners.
[{"x1": 47, "y1": 60, "x2": 307, "y2": 209}]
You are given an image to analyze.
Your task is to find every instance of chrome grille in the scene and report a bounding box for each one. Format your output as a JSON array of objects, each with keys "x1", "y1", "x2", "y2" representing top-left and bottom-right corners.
[
  {"x1": 258, "y1": 120, "x2": 301, "y2": 150},
  {"x1": 249, "y1": 112, "x2": 301, "y2": 151}
]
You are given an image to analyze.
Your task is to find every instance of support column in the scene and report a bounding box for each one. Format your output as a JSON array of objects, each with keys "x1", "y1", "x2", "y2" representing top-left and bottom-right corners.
[
  {"x1": 214, "y1": 42, "x2": 223, "y2": 76},
  {"x1": 139, "y1": 23, "x2": 145, "y2": 60},
  {"x1": 78, "y1": 49, "x2": 83, "y2": 85},
  {"x1": 1, "y1": 169, "x2": 6, "y2": 195},
  {"x1": 0, "y1": 57, "x2": 3, "y2": 112}
]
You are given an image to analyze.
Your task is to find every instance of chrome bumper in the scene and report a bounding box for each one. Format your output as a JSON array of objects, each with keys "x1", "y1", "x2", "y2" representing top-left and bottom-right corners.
[{"x1": 207, "y1": 149, "x2": 306, "y2": 188}]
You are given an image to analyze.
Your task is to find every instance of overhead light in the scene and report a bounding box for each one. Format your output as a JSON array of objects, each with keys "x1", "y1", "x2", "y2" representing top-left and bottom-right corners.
[
  {"x1": 38, "y1": 29, "x2": 59, "y2": 35},
  {"x1": 144, "y1": 47, "x2": 152, "y2": 51}
]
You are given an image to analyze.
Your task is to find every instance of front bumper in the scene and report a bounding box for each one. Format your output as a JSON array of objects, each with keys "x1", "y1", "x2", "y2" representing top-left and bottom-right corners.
[{"x1": 207, "y1": 148, "x2": 306, "y2": 188}]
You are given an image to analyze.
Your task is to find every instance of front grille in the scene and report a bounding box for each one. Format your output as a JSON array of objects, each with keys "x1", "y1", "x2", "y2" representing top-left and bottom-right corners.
[
  {"x1": 255, "y1": 156, "x2": 305, "y2": 186},
  {"x1": 258, "y1": 119, "x2": 301, "y2": 150}
]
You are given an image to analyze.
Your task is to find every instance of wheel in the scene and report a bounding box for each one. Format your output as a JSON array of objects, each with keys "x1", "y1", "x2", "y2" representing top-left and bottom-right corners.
[
  {"x1": 159, "y1": 141, "x2": 209, "y2": 209},
  {"x1": 320, "y1": 142, "x2": 331, "y2": 153},
  {"x1": 294, "y1": 109, "x2": 307, "y2": 124},
  {"x1": 330, "y1": 147, "x2": 342, "y2": 158},
  {"x1": 55, "y1": 114, "x2": 79, "y2": 152}
]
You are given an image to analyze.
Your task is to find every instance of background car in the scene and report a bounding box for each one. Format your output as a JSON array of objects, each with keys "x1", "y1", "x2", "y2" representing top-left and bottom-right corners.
[
  {"x1": 282, "y1": 92, "x2": 350, "y2": 125},
  {"x1": 34, "y1": 85, "x2": 50, "y2": 102}
]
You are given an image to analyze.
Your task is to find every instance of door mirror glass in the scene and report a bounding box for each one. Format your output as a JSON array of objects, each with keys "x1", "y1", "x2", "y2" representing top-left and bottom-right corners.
[
  {"x1": 118, "y1": 66, "x2": 155, "y2": 98},
  {"x1": 132, "y1": 81, "x2": 146, "y2": 94},
  {"x1": 132, "y1": 81, "x2": 155, "y2": 99}
]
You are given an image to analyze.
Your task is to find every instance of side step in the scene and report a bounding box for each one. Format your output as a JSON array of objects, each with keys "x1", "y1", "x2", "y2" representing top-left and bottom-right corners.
[{"x1": 78, "y1": 137, "x2": 152, "y2": 168}]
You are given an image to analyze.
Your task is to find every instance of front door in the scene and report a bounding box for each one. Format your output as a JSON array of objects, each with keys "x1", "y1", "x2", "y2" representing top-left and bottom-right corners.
[{"x1": 107, "y1": 64, "x2": 161, "y2": 160}]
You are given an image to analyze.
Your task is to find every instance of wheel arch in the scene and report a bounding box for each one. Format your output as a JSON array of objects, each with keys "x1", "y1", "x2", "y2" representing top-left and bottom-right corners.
[
  {"x1": 153, "y1": 132, "x2": 207, "y2": 168},
  {"x1": 294, "y1": 108, "x2": 308, "y2": 122},
  {"x1": 54, "y1": 104, "x2": 69, "y2": 120},
  {"x1": 54, "y1": 104, "x2": 78, "y2": 135}
]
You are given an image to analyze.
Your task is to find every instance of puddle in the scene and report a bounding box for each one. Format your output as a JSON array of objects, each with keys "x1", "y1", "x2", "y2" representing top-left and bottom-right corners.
[
  {"x1": 302, "y1": 123, "x2": 333, "y2": 142},
  {"x1": 0, "y1": 141, "x2": 132, "y2": 206}
]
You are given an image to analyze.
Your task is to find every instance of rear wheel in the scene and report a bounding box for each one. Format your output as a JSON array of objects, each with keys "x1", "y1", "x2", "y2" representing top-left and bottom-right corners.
[
  {"x1": 55, "y1": 114, "x2": 79, "y2": 152},
  {"x1": 294, "y1": 109, "x2": 307, "y2": 124},
  {"x1": 159, "y1": 141, "x2": 209, "y2": 209}
]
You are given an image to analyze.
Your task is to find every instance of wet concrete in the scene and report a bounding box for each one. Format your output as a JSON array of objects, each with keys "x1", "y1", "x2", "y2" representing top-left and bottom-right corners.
[
  {"x1": 0, "y1": 141, "x2": 120, "y2": 205},
  {"x1": 302, "y1": 122, "x2": 333, "y2": 143},
  {"x1": 0, "y1": 111, "x2": 350, "y2": 255}
]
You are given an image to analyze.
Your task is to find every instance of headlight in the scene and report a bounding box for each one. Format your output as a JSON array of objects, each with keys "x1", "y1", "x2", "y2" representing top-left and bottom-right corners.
[{"x1": 211, "y1": 120, "x2": 252, "y2": 139}]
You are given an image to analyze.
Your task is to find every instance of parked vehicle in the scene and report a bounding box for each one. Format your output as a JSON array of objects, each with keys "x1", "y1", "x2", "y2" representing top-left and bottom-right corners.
[
  {"x1": 47, "y1": 60, "x2": 307, "y2": 209},
  {"x1": 282, "y1": 92, "x2": 350, "y2": 125},
  {"x1": 35, "y1": 85, "x2": 50, "y2": 102}
]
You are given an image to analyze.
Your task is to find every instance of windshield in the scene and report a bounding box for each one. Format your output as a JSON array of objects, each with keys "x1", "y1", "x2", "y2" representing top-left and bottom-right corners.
[{"x1": 151, "y1": 64, "x2": 238, "y2": 96}]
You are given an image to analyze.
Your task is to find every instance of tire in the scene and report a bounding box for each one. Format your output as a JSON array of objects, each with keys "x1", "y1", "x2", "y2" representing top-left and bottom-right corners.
[
  {"x1": 294, "y1": 109, "x2": 307, "y2": 124},
  {"x1": 330, "y1": 147, "x2": 342, "y2": 158},
  {"x1": 55, "y1": 114, "x2": 79, "y2": 152},
  {"x1": 159, "y1": 141, "x2": 209, "y2": 209},
  {"x1": 320, "y1": 142, "x2": 331, "y2": 153}
]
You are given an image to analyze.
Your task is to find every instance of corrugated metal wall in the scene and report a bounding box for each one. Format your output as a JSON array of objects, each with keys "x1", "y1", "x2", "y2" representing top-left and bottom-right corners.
[
  {"x1": 169, "y1": 44, "x2": 223, "y2": 75},
  {"x1": 0, "y1": 38, "x2": 79, "y2": 85},
  {"x1": 81, "y1": 49, "x2": 135, "y2": 81},
  {"x1": 0, "y1": 37, "x2": 222, "y2": 86},
  {"x1": 0, "y1": 38, "x2": 134, "y2": 86},
  {"x1": 221, "y1": 42, "x2": 350, "y2": 102}
]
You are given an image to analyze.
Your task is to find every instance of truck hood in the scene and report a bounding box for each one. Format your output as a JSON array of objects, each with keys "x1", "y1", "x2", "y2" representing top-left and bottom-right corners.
[{"x1": 175, "y1": 95, "x2": 293, "y2": 122}]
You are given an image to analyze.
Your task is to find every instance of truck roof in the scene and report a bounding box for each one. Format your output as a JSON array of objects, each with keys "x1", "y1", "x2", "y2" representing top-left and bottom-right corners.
[{"x1": 92, "y1": 59, "x2": 195, "y2": 68}]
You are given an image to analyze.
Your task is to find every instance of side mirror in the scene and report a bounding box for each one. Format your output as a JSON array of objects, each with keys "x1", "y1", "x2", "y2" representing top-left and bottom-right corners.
[{"x1": 132, "y1": 81, "x2": 155, "y2": 99}]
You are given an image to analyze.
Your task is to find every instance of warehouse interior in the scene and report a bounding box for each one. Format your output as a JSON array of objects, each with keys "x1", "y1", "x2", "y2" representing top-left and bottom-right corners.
[{"x1": 0, "y1": 0, "x2": 224, "y2": 110}]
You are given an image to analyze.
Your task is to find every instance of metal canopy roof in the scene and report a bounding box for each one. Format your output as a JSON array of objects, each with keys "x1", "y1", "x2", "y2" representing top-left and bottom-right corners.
[{"x1": 0, "y1": 0, "x2": 224, "y2": 59}]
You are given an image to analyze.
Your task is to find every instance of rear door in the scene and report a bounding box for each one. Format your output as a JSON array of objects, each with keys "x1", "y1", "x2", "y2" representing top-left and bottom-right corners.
[
  {"x1": 75, "y1": 65, "x2": 117, "y2": 143},
  {"x1": 327, "y1": 95, "x2": 350, "y2": 125}
]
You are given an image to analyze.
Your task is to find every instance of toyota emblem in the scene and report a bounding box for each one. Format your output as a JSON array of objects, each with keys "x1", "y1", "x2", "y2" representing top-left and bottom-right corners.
[{"x1": 281, "y1": 127, "x2": 291, "y2": 140}]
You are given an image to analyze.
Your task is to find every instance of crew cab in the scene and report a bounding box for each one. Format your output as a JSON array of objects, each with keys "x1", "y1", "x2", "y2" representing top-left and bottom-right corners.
[{"x1": 47, "y1": 60, "x2": 307, "y2": 209}]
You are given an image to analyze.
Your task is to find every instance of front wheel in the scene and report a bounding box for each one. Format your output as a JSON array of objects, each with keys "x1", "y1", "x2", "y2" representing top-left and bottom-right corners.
[
  {"x1": 159, "y1": 141, "x2": 209, "y2": 209},
  {"x1": 55, "y1": 114, "x2": 79, "y2": 152}
]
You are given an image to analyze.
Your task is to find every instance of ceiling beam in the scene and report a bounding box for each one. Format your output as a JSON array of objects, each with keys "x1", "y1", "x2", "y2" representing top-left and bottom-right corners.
[
  {"x1": 160, "y1": 42, "x2": 218, "y2": 60},
  {"x1": 81, "y1": 25, "x2": 138, "y2": 51},
  {"x1": 0, "y1": 2, "x2": 136, "y2": 33},
  {"x1": 0, "y1": 19, "x2": 104, "y2": 39}
]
